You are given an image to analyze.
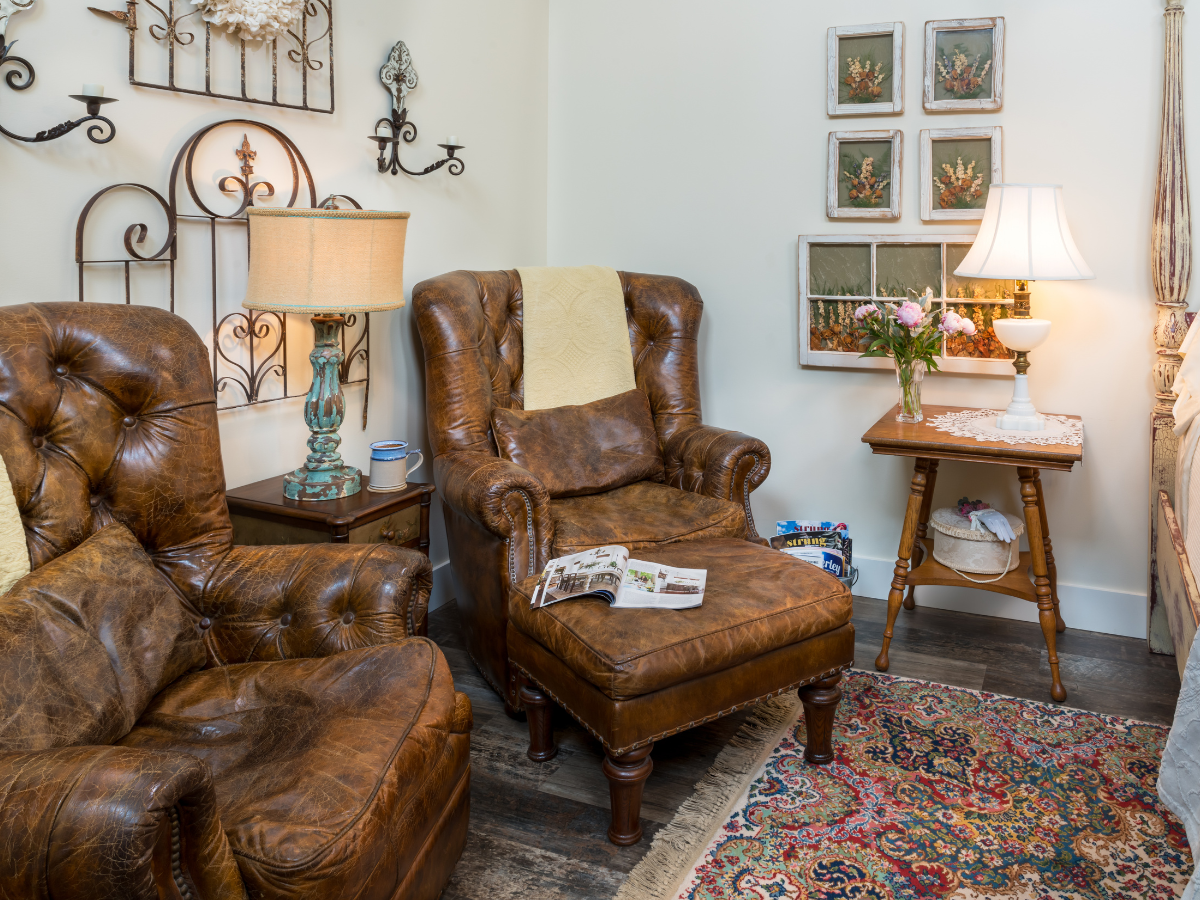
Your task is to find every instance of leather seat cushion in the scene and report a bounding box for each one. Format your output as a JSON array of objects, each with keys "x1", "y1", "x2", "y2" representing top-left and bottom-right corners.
[
  {"x1": 509, "y1": 538, "x2": 851, "y2": 699},
  {"x1": 119, "y1": 638, "x2": 470, "y2": 896},
  {"x1": 550, "y1": 481, "x2": 747, "y2": 556}
]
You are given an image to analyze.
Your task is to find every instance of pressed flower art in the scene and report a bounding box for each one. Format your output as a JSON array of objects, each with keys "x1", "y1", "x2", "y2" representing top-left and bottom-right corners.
[
  {"x1": 929, "y1": 137, "x2": 993, "y2": 211},
  {"x1": 835, "y1": 33, "x2": 895, "y2": 107},
  {"x1": 932, "y1": 28, "x2": 997, "y2": 102},
  {"x1": 844, "y1": 56, "x2": 886, "y2": 102},
  {"x1": 836, "y1": 139, "x2": 894, "y2": 211}
]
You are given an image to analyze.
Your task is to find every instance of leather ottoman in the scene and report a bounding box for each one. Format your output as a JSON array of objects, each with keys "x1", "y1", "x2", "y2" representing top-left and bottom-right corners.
[{"x1": 507, "y1": 537, "x2": 854, "y2": 845}]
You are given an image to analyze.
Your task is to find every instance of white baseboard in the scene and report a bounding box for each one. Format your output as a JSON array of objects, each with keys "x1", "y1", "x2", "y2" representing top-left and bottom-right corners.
[
  {"x1": 429, "y1": 560, "x2": 454, "y2": 613},
  {"x1": 854, "y1": 555, "x2": 1147, "y2": 640}
]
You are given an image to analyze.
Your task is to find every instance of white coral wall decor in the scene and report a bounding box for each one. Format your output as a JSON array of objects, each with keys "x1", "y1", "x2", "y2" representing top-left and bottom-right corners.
[{"x1": 190, "y1": 0, "x2": 306, "y2": 42}]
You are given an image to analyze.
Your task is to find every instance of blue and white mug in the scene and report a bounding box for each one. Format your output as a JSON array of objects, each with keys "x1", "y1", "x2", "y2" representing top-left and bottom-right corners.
[{"x1": 367, "y1": 440, "x2": 424, "y2": 493}]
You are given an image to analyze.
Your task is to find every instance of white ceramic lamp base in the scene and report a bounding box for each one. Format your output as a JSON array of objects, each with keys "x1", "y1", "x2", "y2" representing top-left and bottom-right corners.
[{"x1": 991, "y1": 317, "x2": 1053, "y2": 434}]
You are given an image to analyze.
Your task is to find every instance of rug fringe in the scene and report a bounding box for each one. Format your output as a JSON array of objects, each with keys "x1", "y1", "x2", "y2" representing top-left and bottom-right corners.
[{"x1": 614, "y1": 694, "x2": 802, "y2": 900}]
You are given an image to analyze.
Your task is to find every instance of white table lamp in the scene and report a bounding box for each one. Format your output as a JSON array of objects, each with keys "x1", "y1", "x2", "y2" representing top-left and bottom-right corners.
[{"x1": 954, "y1": 184, "x2": 1094, "y2": 431}]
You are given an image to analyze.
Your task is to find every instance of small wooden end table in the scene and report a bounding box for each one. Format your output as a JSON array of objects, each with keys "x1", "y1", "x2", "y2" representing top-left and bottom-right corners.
[{"x1": 862, "y1": 405, "x2": 1083, "y2": 702}]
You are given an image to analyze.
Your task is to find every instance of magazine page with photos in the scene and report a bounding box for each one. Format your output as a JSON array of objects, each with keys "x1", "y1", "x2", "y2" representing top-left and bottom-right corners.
[{"x1": 615, "y1": 561, "x2": 706, "y2": 609}]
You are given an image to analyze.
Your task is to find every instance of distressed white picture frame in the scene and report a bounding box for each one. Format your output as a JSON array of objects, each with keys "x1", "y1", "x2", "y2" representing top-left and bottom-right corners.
[
  {"x1": 827, "y1": 23, "x2": 905, "y2": 116},
  {"x1": 828, "y1": 130, "x2": 903, "y2": 220},
  {"x1": 923, "y1": 17, "x2": 1005, "y2": 112},
  {"x1": 798, "y1": 233, "x2": 1017, "y2": 373},
  {"x1": 920, "y1": 127, "x2": 1003, "y2": 222}
]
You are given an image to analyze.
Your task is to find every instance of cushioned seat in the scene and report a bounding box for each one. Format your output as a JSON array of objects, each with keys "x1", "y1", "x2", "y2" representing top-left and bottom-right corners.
[
  {"x1": 120, "y1": 639, "x2": 471, "y2": 895},
  {"x1": 510, "y1": 538, "x2": 850, "y2": 699},
  {"x1": 551, "y1": 481, "x2": 747, "y2": 556}
]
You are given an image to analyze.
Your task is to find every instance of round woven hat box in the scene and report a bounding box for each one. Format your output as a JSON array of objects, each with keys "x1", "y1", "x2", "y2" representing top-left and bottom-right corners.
[{"x1": 930, "y1": 508, "x2": 1024, "y2": 575}]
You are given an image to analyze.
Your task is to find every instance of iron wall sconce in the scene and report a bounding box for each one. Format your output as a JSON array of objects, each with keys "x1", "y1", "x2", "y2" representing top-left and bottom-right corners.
[
  {"x1": 0, "y1": 3, "x2": 118, "y2": 144},
  {"x1": 368, "y1": 40, "x2": 464, "y2": 177}
]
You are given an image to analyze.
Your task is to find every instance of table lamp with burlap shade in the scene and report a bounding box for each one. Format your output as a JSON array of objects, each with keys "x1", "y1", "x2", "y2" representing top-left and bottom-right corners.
[{"x1": 243, "y1": 206, "x2": 410, "y2": 500}]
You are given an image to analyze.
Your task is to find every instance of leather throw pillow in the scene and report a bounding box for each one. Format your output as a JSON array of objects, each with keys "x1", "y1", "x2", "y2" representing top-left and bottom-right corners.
[
  {"x1": 0, "y1": 522, "x2": 206, "y2": 751},
  {"x1": 0, "y1": 452, "x2": 29, "y2": 596},
  {"x1": 492, "y1": 388, "x2": 665, "y2": 498}
]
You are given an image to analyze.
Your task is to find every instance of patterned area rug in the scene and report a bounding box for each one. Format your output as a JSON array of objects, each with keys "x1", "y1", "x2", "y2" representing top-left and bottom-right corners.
[{"x1": 618, "y1": 670, "x2": 1192, "y2": 900}]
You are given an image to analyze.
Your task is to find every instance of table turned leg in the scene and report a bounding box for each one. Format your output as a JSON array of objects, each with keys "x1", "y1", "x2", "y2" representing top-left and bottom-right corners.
[
  {"x1": 1032, "y1": 470, "x2": 1065, "y2": 633},
  {"x1": 877, "y1": 458, "x2": 931, "y2": 672},
  {"x1": 799, "y1": 674, "x2": 843, "y2": 764},
  {"x1": 1018, "y1": 467, "x2": 1067, "y2": 702},
  {"x1": 603, "y1": 745, "x2": 654, "y2": 846},
  {"x1": 904, "y1": 459, "x2": 939, "y2": 611},
  {"x1": 518, "y1": 681, "x2": 558, "y2": 762}
]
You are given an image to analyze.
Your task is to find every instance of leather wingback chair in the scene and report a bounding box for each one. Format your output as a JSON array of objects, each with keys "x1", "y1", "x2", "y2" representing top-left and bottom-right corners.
[
  {"x1": 413, "y1": 270, "x2": 771, "y2": 710},
  {"x1": 0, "y1": 303, "x2": 471, "y2": 900}
]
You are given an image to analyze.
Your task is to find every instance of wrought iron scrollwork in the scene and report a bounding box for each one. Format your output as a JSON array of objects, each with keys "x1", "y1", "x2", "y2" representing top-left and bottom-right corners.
[
  {"x1": 370, "y1": 40, "x2": 464, "y2": 178},
  {"x1": 75, "y1": 119, "x2": 370, "y2": 425},
  {"x1": 0, "y1": 30, "x2": 118, "y2": 144}
]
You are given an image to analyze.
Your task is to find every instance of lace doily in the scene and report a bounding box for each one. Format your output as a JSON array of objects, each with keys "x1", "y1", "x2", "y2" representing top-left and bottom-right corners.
[{"x1": 925, "y1": 409, "x2": 1083, "y2": 446}]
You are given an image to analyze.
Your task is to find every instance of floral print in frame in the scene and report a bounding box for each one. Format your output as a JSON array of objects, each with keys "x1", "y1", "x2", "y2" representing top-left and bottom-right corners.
[
  {"x1": 827, "y1": 23, "x2": 905, "y2": 116},
  {"x1": 923, "y1": 17, "x2": 1005, "y2": 111},
  {"x1": 920, "y1": 127, "x2": 1003, "y2": 222},
  {"x1": 827, "y1": 130, "x2": 902, "y2": 220}
]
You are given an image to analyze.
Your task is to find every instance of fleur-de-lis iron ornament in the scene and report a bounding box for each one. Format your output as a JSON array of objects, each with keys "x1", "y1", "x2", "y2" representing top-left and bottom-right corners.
[
  {"x1": 0, "y1": 0, "x2": 119, "y2": 144},
  {"x1": 369, "y1": 39, "x2": 464, "y2": 177},
  {"x1": 219, "y1": 134, "x2": 275, "y2": 213}
]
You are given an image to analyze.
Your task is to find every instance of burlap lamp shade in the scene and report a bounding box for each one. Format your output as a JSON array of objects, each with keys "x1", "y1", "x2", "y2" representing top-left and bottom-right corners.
[{"x1": 242, "y1": 207, "x2": 410, "y2": 314}]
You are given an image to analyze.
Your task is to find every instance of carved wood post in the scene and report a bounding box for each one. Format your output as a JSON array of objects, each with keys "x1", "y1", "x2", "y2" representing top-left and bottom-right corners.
[{"x1": 1150, "y1": 0, "x2": 1192, "y2": 653}]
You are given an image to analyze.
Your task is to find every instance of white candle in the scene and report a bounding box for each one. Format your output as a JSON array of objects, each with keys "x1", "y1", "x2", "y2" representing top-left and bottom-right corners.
[
  {"x1": 376, "y1": 122, "x2": 391, "y2": 137},
  {"x1": 82, "y1": 84, "x2": 105, "y2": 97},
  {"x1": 444, "y1": 135, "x2": 458, "y2": 146}
]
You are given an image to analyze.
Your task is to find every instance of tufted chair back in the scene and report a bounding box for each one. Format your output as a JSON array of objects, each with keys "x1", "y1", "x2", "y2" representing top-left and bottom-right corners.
[
  {"x1": 0, "y1": 303, "x2": 232, "y2": 604},
  {"x1": 415, "y1": 270, "x2": 705, "y2": 461}
]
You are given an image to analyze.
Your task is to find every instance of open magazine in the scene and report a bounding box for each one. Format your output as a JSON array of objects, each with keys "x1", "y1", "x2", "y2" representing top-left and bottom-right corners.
[{"x1": 530, "y1": 545, "x2": 706, "y2": 610}]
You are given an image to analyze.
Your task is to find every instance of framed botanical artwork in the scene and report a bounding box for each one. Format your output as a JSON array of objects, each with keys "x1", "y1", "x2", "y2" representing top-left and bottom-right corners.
[
  {"x1": 798, "y1": 233, "x2": 1018, "y2": 373},
  {"x1": 827, "y1": 23, "x2": 904, "y2": 116},
  {"x1": 923, "y1": 17, "x2": 1005, "y2": 111},
  {"x1": 920, "y1": 126, "x2": 1002, "y2": 222},
  {"x1": 827, "y1": 130, "x2": 902, "y2": 220}
]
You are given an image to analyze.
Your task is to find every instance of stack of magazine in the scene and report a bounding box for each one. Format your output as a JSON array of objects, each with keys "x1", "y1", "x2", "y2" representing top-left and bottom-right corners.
[
  {"x1": 770, "y1": 520, "x2": 851, "y2": 578},
  {"x1": 530, "y1": 545, "x2": 707, "y2": 610}
]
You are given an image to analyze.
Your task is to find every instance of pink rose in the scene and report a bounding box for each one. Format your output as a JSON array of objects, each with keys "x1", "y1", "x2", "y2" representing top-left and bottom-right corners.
[
  {"x1": 854, "y1": 304, "x2": 878, "y2": 321},
  {"x1": 895, "y1": 301, "x2": 924, "y2": 328},
  {"x1": 960, "y1": 318, "x2": 977, "y2": 336},
  {"x1": 939, "y1": 311, "x2": 963, "y2": 334}
]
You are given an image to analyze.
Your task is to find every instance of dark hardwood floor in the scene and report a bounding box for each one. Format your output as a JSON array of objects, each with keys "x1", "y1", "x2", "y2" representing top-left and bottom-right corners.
[{"x1": 429, "y1": 595, "x2": 1182, "y2": 899}]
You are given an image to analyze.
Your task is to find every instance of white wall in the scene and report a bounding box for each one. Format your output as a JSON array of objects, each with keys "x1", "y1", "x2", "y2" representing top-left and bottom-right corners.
[
  {"x1": 0, "y1": 0, "x2": 549, "y2": 597},
  {"x1": 547, "y1": 1, "x2": 1180, "y2": 638}
]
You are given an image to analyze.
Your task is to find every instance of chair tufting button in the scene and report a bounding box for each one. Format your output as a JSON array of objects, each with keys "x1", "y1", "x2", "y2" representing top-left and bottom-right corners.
[
  {"x1": 342, "y1": 611, "x2": 356, "y2": 625},
  {"x1": 122, "y1": 416, "x2": 136, "y2": 428},
  {"x1": 31, "y1": 436, "x2": 44, "y2": 449},
  {"x1": 54, "y1": 365, "x2": 67, "y2": 377},
  {"x1": 280, "y1": 612, "x2": 293, "y2": 627},
  {"x1": 89, "y1": 495, "x2": 101, "y2": 507},
  {"x1": 199, "y1": 617, "x2": 212, "y2": 629}
]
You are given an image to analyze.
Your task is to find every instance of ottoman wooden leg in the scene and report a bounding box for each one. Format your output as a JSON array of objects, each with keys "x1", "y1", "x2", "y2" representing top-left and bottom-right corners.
[
  {"x1": 602, "y1": 745, "x2": 653, "y2": 846},
  {"x1": 799, "y1": 674, "x2": 843, "y2": 765},
  {"x1": 519, "y1": 681, "x2": 558, "y2": 762}
]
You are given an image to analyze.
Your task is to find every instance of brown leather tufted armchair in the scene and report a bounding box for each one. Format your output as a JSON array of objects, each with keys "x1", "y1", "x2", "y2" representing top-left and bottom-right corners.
[
  {"x1": 413, "y1": 270, "x2": 771, "y2": 711},
  {"x1": 0, "y1": 303, "x2": 470, "y2": 900}
]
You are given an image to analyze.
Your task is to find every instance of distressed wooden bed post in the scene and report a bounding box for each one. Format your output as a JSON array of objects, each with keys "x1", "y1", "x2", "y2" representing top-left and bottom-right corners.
[{"x1": 1150, "y1": 0, "x2": 1193, "y2": 654}]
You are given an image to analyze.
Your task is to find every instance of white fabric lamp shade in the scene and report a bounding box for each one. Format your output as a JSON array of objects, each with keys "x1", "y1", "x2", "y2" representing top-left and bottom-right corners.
[
  {"x1": 954, "y1": 184, "x2": 1094, "y2": 281},
  {"x1": 242, "y1": 207, "x2": 410, "y2": 314}
]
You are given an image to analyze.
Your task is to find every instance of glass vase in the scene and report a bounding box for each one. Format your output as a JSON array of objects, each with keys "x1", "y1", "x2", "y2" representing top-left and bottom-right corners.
[{"x1": 895, "y1": 359, "x2": 926, "y2": 423}]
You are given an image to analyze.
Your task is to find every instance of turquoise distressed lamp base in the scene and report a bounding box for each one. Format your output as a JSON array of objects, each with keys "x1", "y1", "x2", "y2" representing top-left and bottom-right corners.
[{"x1": 284, "y1": 314, "x2": 362, "y2": 502}]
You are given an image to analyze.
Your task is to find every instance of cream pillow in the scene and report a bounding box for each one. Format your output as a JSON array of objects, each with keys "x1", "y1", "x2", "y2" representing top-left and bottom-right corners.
[{"x1": 0, "y1": 454, "x2": 30, "y2": 595}]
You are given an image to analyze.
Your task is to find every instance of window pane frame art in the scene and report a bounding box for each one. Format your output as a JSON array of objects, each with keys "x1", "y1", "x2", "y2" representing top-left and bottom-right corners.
[
  {"x1": 828, "y1": 130, "x2": 903, "y2": 221},
  {"x1": 827, "y1": 22, "x2": 905, "y2": 116},
  {"x1": 920, "y1": 126, "x2": 1003, "y2": 222},
  {"x1": 923, "y1": 17, "x2": 1005, "y2": 112},
  {"x1": 798, "y1": 233, "x2": 1018, "y2": 374}
]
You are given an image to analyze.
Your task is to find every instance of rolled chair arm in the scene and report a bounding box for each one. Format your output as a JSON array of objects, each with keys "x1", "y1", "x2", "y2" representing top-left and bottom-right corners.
[
  {"x1": 434, "y1": 451, "x2": 554, "y2": 582},
  {"x1": 199, "y1": 543, "x2": 434, "y2": 665},
  {"x1": 0, "y1": 745, "x2": 245, "y2": 900},
  {"x1": 663, "y1": 424, "x2": 771, "y2": 538}
]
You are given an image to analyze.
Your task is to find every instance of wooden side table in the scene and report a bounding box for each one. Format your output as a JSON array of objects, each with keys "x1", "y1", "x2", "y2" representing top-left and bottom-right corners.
[{"x1": 862, "y1": 405, "x2": 1083, "y2": 702}]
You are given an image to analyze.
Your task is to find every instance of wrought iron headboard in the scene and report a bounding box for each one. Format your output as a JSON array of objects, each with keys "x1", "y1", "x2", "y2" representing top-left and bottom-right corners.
[{"x1": 75, "y1": 118, "x2": 371, "y2": 426}]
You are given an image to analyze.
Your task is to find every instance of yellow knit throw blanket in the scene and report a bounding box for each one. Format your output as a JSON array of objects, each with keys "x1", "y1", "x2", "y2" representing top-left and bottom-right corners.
[{"x1": 517, "y1": 266, "x2": 637, "y2": 410}]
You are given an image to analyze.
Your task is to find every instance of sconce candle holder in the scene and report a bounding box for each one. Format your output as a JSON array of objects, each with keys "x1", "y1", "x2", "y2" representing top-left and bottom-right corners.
[
  {"x1": 369, "y1": 40, "x2": 464, "y2": 178},
  {"x1": 0, "y1": 35, "x2": 118, "y2": 144}
]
